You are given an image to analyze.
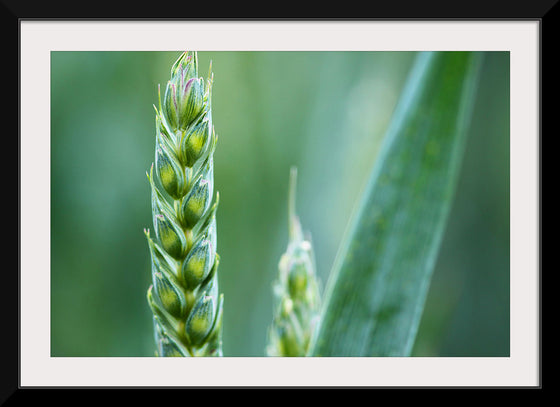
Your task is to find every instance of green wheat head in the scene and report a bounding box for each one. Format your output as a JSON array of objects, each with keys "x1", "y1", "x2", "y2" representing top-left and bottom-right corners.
[
  {"x1": 267, "y1": 167, "x2": 321, "y2": 357},
  {"x1": 145, "y1": 51, "x2": 223, "y2": 357}
]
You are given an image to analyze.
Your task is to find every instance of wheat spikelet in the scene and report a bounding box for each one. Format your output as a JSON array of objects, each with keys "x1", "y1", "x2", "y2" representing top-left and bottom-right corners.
[
  {"x1": 267, "y1": 167, "x2": 321, "y2": 357},
  {"x1": 145, "y1": 51, "x2": 223, "y2": 357}
]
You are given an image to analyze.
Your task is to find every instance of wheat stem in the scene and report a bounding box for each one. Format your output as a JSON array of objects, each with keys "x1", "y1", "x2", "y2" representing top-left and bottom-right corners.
[
  {"x1": 267, "y1": 167, "x2": 321, "y2": 357},
  {"x1": 145, "y1": 51, "x2": 223, "y2": 357}
]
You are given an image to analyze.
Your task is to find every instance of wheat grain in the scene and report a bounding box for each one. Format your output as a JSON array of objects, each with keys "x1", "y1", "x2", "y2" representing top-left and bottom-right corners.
[
  {"x1": 267, "y1": 167, "x2": 321, "y2": 357},
  {"x1": 145, "y1": 51, "x2": 223, "y2": 357}
]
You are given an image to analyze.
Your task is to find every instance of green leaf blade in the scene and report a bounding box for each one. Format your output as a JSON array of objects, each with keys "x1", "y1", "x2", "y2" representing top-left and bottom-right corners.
[{"x1": 309, "y1": 51, "x2": 484, "y2": 357}]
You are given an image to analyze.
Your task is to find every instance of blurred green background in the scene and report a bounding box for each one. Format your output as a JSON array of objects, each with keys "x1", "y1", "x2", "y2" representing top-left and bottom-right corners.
[{"x1": 50, "y1": 51, "x2": 509, "y2": 357}]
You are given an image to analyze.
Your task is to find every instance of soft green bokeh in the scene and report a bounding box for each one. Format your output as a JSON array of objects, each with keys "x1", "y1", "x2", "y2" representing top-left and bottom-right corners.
[{"x1": 51, "y1": 51, "x2": 509, "y2": 357}]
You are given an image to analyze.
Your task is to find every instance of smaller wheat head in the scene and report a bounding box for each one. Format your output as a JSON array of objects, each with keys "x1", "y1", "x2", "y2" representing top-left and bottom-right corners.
[
  {"x1": 145, "y1": 51, "x2": 222, "y2": 357},
  {"x1": 267, "y1": 167, "x2": 321, "y2": 357}
]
